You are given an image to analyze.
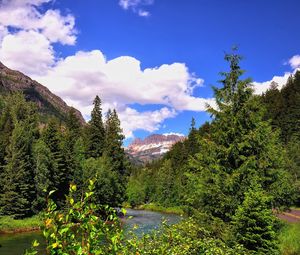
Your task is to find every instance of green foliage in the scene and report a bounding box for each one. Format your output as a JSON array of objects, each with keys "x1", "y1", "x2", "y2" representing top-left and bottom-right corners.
[
  {"x1": 27, "y1": 181, "x2": 125, "y2": 255},
  {"x1": 104, "y1": 109, "x2": 127, "y2": 175},
  {"x1": 126, "y1": 175, "x2": 146, "y2": 207},
  {"x1": 27, "y1": 181, "x2": 247, "y2": 255},
  {"x1": 86, "y1": 95, "x2": 105, "y2": 158},
  {"x1": 186, "y1": 50, "x2": 294, "y2": 221},
  {"x1": 32, "y1": 140, "x2": 53, "y2": 212},
  {"x1": 121, "y1": 218, "x2": 247, "y2": 255},
  {"x1": 42, "y1": 118, "x2": 69, "y2": 206},
  {"x1": 0, "y1": 93, "x2": 37, "y2": 218},
  {"x1": 81, "y1": 156, "x2": 125, "y2": 206},
  {"x1": 232, "y1": 185, "x2": 280, "y2": 254}
]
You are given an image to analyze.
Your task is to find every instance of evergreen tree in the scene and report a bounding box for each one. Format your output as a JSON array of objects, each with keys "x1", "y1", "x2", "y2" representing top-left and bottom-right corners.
[
  {"x1": 0, "y1": 94, "x2": 37, "y2": 217},
  {"x1": 187, "y1": 117, "x2": 199, "y2": 155},
  {"x1": 155, "y1": 160, "x2": 176, "y2": 206},
  {"x1": 86, "y1": 95, "x2": 105, "y2": 158},
  {"x1": 188, "y1": 50, "x2": 294, "y2": 221},
  {"x1": 104, "y1": 109, "x2": 127, "y2": 175},
  {"x1": 81, "y1": 156, "x2": 124, "y2": 206},
  {"x1": 32, "y1": 139, "x2": 53, "y2": 212},
  {"x1": 63, "y1": 107, "x2": 82, "y2": 182},
  {"x1": 232, "y1": 184, "x2": 279, "y2": 254},
  {"x1": 42, "y1": 118, "x2": 68, "y2": 205}
]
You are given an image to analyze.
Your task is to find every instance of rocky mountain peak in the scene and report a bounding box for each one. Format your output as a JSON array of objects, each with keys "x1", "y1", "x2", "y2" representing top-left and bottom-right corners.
[{"x1": 126, "y1": 133, "x2": 185, "y2": 164}]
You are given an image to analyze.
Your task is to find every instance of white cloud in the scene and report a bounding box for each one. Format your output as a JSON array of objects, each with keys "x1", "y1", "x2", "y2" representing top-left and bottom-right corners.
[
  {"x1": 119, "y1": 0, "x2": 154, "y2": 17},
  {"x1": 0, "y1": 30, "x2": 55, "y2": 75},
  {"x1": 119, "y1": 107, "x2": 176, "y2": 138},
  {"x1": 34, "y1": 50, "x2": 211, "y2": 112},
  {"x1": 252, "y1": 54, "x2": 300, "y2": 94},
  {"x1": 163, "y1": 132, "x2": 185, "y2": 137},
  {"x1": 138, "y1": 10, "x2": 150, "y2": 17},
  {"x1": 289, "y1": 55, "x2": 300, "y2": 69},
  {"x1": 0, "y1": 0, "x2": 213, "y2": 139},
  {"x1": 0, "y1": 0, "x2": 76, "y2": 45},
  {"x1": 32, "y1": 49, "x2": 213, "y2": 137},
  {"x1": 253, "y1": 72, "x2": 291, "y2": 94}
]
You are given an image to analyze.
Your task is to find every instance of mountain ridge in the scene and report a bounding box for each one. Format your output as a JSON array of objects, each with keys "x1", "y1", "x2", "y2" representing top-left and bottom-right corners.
[{"x1": 0, "y1": 62, "x2": 85, "y2": 124}]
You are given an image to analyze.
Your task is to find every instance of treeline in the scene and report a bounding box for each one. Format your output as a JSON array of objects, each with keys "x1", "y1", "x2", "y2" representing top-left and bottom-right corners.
[
  {"x1": 0, "y1": 94, "x2": 129, "y2": 218},
  {"x1": 127, "y1": 52, "x2": 298, "y2": 253}
]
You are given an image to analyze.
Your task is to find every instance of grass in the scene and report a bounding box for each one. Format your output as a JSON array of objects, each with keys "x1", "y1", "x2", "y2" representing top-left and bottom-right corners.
[
  {"x1": 279, "y1": 222, "x2": 300, "y2": 255},
  {"x1": 0, "y1": 215, "x2": 42, "y2": 233},
  {"x1": 134, "y1": 203, "x2": 184, "y2": 215}
]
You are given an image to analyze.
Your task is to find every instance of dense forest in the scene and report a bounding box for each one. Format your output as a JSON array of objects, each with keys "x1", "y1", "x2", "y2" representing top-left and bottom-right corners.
[
  {"x1": 1, "y1": 51, "x2": 300, "y2": 254},
  {"x1": 0, "y1": 94, "x2": 129, "y2": 218}
]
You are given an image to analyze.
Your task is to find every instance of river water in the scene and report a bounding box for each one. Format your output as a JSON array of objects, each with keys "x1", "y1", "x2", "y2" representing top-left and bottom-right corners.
[{"x1": 0, "y1": 209, "x2": 181, "y2": 255}]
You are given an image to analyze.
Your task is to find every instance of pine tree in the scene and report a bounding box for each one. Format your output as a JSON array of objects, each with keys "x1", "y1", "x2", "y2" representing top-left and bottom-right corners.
[
  {"x1": 86, "y1": 95, "x2": 105, "y2": 158},
  {"x1": 188, "y1": 50, "x2": 294, "y2": 221}
]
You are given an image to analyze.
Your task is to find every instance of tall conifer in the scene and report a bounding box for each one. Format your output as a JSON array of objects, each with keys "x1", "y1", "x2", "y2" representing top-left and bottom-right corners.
[
  {"x1": 188, "y1": 50, "x2": 294, "y2": 221},
  {"x1": 86, "y1": 95, "x2": 105, "y2": 158}
]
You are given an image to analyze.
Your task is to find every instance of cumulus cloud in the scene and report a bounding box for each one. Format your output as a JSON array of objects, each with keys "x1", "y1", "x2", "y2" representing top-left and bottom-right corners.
[
  {"x1": 0, "y1": 0, "x2": 76, "y2": 45},
  {"x1": 252, "y1": 54, "x2": 300, "y2": 94},
  {"x1": 32, "y1": 50, "x2": 212, "y2": 137},
  {"x1": 119, "y1": 0, "x2": 154, "y2": 17},
  {"x1": 34, "y1": 50, "x2": 211, "y2": 112},
  {"x1": 253, "y1": 72, "x2": 291, "y2": 94},
  {"x1": 0, "y1": 30, "x2": 55, "y2": 75},
  {"x1": 289, "y1": 55, "x2": 300, "y2": 69},
  {"x1": 0, "y1": 0, "x2": 213, "y2": 138},
  {"x1": 120, "y1": 107, "x2": 176, "y2": 138}
]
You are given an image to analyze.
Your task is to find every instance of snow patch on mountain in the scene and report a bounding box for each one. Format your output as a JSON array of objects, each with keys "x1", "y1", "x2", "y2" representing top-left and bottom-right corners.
[{"x1": 126, "y1": 133, "x2": 185, "y2": 164}]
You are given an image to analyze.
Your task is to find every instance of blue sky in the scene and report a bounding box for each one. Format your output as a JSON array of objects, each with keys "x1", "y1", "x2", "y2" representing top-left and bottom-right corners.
[{"x1": 0, "y1": 0, "x2": 300, "y2": 145}]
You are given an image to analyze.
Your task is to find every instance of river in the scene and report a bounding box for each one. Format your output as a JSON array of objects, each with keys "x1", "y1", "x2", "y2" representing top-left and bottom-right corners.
[{"x1": 0, "y1": 209, "x2": 181, "y2": 255}]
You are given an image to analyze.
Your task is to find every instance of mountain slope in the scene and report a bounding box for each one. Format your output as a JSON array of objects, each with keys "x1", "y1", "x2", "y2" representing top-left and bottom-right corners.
[
  {"x1": 126, "y1": 134, "x2": 185, "y2": 164},
  {"x1": 0, "y1": 62, "x2": 85, "y2": 124}
]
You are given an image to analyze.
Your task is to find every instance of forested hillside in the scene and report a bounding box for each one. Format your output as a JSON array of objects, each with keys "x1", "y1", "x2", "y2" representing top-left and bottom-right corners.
[
  {"x1": 127, "y1": 66, "x2": 300, "y2": 211},
  {"x1": 0, "y1": 62, "x2": 85, "y2": 124},
  {"x1": 0, "y1": 94, "x2": 129, "y2": 218}
]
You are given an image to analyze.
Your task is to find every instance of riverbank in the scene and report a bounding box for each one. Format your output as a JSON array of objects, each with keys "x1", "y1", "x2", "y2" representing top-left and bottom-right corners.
[
  {"x1": 0, "y1": 215, "x2": 42, "y2": 234},
  {"x1": 125, "y1": 203, "x2": 184, "y2": 215}
]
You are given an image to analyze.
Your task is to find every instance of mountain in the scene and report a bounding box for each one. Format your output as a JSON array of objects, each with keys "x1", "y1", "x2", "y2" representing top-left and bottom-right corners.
[
  {"x1": 0, "y1": 62, "x2": 85, "y2": 124},
  {"x1": 126, "y1": 134, "x2": 185, "y2": 164}
]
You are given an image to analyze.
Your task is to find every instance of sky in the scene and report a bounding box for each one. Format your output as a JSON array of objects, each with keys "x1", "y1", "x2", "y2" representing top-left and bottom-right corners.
[{"x1": 0, "y1": 0, "x2": 300, "y2": 145}]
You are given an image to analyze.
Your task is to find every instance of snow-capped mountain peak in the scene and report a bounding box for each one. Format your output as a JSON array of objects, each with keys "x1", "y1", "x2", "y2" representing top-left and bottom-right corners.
[{"x1": 126, "y1": 133, "x2": 185, "y2": 164}]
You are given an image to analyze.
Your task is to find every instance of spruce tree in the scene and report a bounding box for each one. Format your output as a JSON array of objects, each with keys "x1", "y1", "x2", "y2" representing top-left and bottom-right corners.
[
  {"x1": 188, "y1": 50, "x2": 294, "y2": 221},
  {"x1": 42, "y1": 118, "x2": 68, "y2": 205},
  {"x1": 0, "y1": 93, "x2": 37, "y2": 217},
  {"x1": 32, "y1": 139, "x2": 53, "y2": 212},
  {"x1": 63, "y1": 108, "x2": 82, "y2": 182},
  {"x1": 232, "y1": 184, "x2": 279, "y2": 254},
  {"x1": 86, "y1": 95, "x2": 105, "y2": 158},
  {"x1": 104, "y1": 109, "x2": 126, "y2": 175}
]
